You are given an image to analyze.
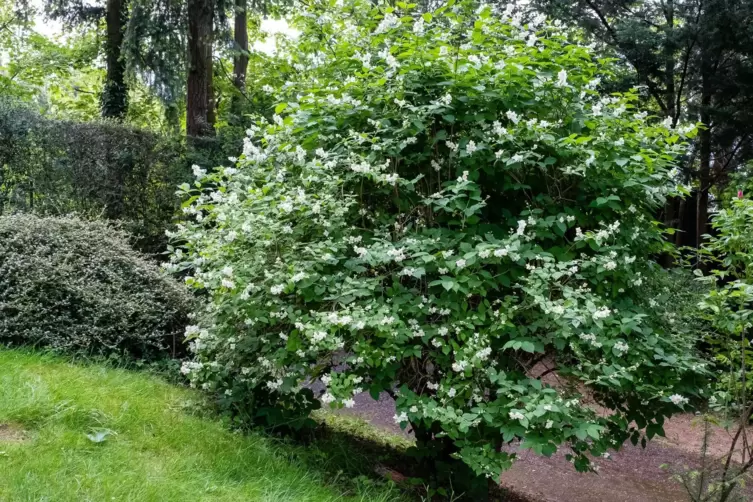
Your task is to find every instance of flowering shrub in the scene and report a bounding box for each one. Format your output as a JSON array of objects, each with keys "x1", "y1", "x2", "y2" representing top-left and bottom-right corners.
[
  {"x1": 0, "y1": 215, "x2": 194, "y2": 359},
  {"x1": 699, "y1": 197, "x2": 753, "y2": 412},
  {"x1": 171, "y1": 0, "x2": 706, "y2": 483}
]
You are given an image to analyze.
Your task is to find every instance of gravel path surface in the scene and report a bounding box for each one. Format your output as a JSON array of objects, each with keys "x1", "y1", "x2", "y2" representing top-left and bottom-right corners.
[{"x1": 333, "y1": 390, "x2": 753, "y2": 502}]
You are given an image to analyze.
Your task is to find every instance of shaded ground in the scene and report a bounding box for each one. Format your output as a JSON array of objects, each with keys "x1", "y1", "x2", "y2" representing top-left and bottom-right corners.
[{"x1": 335, "y1": 390, "x2": 753, "y2": 502}]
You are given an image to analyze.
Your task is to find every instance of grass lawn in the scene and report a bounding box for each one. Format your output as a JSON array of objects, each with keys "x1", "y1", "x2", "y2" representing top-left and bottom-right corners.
[{"x1": 0, "y1": 349, "x2": 404, "y2": 502}]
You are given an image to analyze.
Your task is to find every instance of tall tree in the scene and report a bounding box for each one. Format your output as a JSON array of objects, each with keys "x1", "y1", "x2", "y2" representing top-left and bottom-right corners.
[
  {"x1": 186, "y1": 0, "x2": 215, "y2": 137},
  {"x1": 42, "y1": 0, "x2": 130, "y2": 119},
  {"x1": 228, "y1": 0, "x2": 249, "y2": 122},
  {"x1": 534, "y1": 0, "x2": 753, "y2": 248},
  {"x1": 101, "y1": 0, "x2": 128, "y2": 118},
  {"x1": 123, "y1": 0, "x2": 187, "y2": 129}
]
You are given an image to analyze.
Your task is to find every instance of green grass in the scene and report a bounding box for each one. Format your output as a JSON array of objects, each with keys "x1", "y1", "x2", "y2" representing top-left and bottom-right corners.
[{"x1": 0, "y1": 349, "x2": 404, "y2": 502}]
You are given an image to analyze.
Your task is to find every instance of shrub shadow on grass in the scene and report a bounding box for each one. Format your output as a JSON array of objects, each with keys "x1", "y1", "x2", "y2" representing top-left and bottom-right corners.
[{"x1": 275, "y1": 412, "x2": 536, "y2": 502}]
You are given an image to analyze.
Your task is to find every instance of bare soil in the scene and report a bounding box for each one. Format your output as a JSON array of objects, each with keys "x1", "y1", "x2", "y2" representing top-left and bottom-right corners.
[{"x1": 0, "y1": 423, "x2": 26, "y2": 443}]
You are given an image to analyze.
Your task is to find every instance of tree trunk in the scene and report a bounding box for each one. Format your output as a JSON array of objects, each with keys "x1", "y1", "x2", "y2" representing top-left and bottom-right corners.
[
  {"x1": 661, "y1": 0, "x2": 680, "y2": 256},
  {"x1": 229, "y1": 0, "x2": 249, "y2": 124},
  {"x1": 697, "y1": 53, "x2": 712, "y2": 249},
  {"x1": 664, "y1": 0, "x2": 676, "y2": 124},
  {"x1": 186, "y1": 0, "x2": 215, "y2": 137},
  {"x1": 101, "y1": 0, "x2": 128, "y2": 119},
  {"x1": 206, "y1": 49, "x2": 216, "y2": 128}
]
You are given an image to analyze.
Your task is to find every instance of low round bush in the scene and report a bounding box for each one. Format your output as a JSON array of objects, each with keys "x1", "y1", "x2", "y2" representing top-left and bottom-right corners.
[
  {"x1": 0, "y1": 214, "x2": 193, "y2": 359},
  {"x1": 170, "y1": 0, "x2": 707, "y2": 487}
]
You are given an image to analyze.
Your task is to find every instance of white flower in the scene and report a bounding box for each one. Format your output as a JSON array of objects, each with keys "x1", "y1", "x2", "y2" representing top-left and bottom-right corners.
[
  {"x1": 455, "y1": 259, "x2": 467, "y2": 269},
  {"x1": 556, "y1": 69, "x2": 568, "y2": 87},
  {"x1": 384, "y1": 173, "x2": 400, "y2": 185},
  {"x1": 413, "y1": 16, "x2": 425, "y2": 35},
  {"x1": 343, "y1": 398, "x2": 356, "y2": 408},
  {"x1": 222, "y1": 266, "x2": 233, "y2": 277},
  {"x1": 475, "y1": 347, "x2": 492, "y2": 361},
  {"x1": 387, "y1": 248, "x2": 406, "y2": 262},
  {"x1": 614, "y1": 341, "x2": 629, "y2": 354},
  {"x1": 312, "y1": 331, "x2": 328, "y2": 343},
  {"x1": 393, "y1": 411, "x2": 409, "y2": 424},
  {"x1": 506, "y1": 110, "x2": 520, "y2": 124},
  {"x1": 516, "y1": 219, "x2": 527, "y2": 236},
  {"x1": 466, "y1": 140, "x2": 478, "y2": 154},
  {"x1": 266, "y1": 379, "x2": 283, "y2": 391},
  {"x1": 447, "y1": 387, "x2": 457, "y2": 398},
  {"x1": 494, "y1": 247, "x2": 509, "y2": 257},
  {"x1": 669, "y1": 394, "x2": 689, "y2": 406},
  {"x1": 509, "y1": 410, "x2": 526, "y2": 421},
  {"x1": 399, "y1": 267, "x2": 416, "y2": 277},
  {"x1": 604, "y1": 261, "x2": 617, "y2": 271},
  {"x1": 321, "y1": 392, "x2": 336, "y2": 404},
  {"x1": 262, "y1": 84, "x2": 275, "y2": 93},
  {"x1": 270, "y1": 284, "x2": 285, "y2": 295},
  {"x1": 185, "y1": 325, "x2": 201, "y2": 337},
  {"x1": 545, "y1": 420, "x2": 554, "y2": 429},
  {"x1": 380, "y1": 316, "x2": 395, "y2": 325},
  {"x1": 192, "y1": 164, "x2": 206, "y2": 178},
  {"x1": 221, "y1": 278, "x2": 235, "y2": 289},
  {"x1": 452, "y1": 360, "x2": 468, "y2": 372},
  {"x1": 375, "y1": 12, "x2": 400, "y2": 34},
  {"x1": 593, "y1": 307, "x2": 611, "y2": 320},
  {"x1": 495, "y1": 149, "x2": 504, "y2": 159}
]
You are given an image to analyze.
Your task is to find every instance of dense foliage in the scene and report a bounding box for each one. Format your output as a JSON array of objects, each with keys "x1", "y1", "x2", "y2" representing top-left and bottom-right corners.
[
  {"x1": 0, "y1": 214, "x2": 194, "y2": 359},
  {"x1": 699, "y1": 197, "x2": 753, "y2": 413},
  {"x1": 171, "y1": 0, "x2": 707, "y2": 484},
  {"x1": 0, "y1": 100, "x2": 204, "y2": 252},
  {"x1": 536, "y1": 0, "x2": 753, "y2": 251}
]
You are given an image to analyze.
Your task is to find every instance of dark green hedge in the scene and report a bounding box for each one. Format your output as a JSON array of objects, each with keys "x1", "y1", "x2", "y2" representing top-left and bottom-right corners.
[{"x1": 0, "y1": 99, "x2": 234, "y2": 253}]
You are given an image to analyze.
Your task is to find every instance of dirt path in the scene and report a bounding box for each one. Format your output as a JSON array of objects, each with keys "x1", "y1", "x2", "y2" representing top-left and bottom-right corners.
[{"x1": 337, "y1": 391, "x2": 753, "y2": 502}]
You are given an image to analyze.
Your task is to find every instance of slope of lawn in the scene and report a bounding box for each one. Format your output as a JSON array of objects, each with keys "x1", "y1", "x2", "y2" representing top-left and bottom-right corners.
[{"x1": 0, "y1": 349, "x2": 403, "y2": 502}]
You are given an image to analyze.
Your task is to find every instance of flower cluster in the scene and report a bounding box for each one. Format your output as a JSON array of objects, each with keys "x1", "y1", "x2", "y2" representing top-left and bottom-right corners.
[{"x1": 170, "y1": 0, "x2": 704, "y2": 479}]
